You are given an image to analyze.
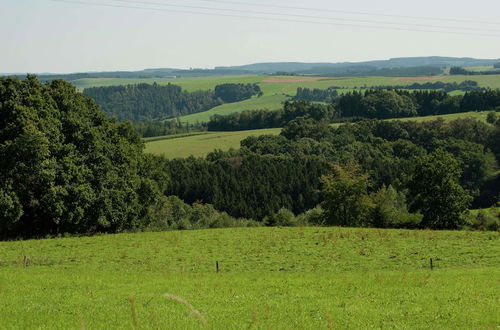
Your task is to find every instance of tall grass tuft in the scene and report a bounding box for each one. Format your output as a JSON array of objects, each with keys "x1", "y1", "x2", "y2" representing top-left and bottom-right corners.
[{"x1": 164, "y1": 293, "x2": 207, "y2": 325}]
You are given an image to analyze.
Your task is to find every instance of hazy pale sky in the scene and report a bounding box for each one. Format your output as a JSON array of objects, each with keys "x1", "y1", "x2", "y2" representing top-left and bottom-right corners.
[{"x1": 1, "y1": 0, "x2": 499, "y2": 73}]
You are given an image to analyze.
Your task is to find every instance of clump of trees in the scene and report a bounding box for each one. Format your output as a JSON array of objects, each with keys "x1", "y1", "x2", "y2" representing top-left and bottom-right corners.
[
  {"x1": 0, "y1": 76, "x2": 168, "y2": 239},
  {"x1": 293, "y1": 87, "x2": 339, "y2": 102},
  {"x1": 214, "y1": 83, "x2": 261, "y2": 103}
]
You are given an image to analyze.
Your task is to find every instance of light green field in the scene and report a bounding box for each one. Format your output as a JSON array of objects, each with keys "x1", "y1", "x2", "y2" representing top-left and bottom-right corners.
[
  {"x1": 390, "y1": 110, "x2": 493, "y2": 123},
  {"x1": 0, "y1": 227, "x2": 498, "y2": 329},
  {"x1": 179, "y1": 94, "x2": 288, "y2": 124},
  {"x1": 145, "y1": 128, "x2": 281, "y2": 158},
  {"x1": 145, "y1": 111, "x2": 493, "y2": 159}
]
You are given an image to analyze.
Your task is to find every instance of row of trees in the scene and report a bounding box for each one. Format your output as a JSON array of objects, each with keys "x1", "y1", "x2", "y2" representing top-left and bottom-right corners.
[
  {"x1": 214, "y1": 83, "x2": 261, "y2": 102},
  {"x1": 450, "y1": 66, "x2": 500, "y2": 75},
  {"x1": 337, "y1": 89, "x2": 500, "y2": 118},
  {"x1": 83, "y1": 82, "x2": 261, "y2": 122},
  {"x1": 207, "y1": 101, "x2": 336, "y2": 131},
  {"x1": 293, "y1": 87, "x2": 339, "y2": 102},
  {"x1": 292, "y1": 81, "x2": 482, "y2": 104},
  {"x1": 369, "y1": 80, "x2": 482, "y2": 93},
  {"x1": 133, "y1": 120, "x2": 206, "y2": 138}
]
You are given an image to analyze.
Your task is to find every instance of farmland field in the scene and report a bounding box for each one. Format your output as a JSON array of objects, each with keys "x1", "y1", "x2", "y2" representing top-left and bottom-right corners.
[
  {"x1": 145, "y1": 128, "x2": 281, "y2": 158},
  {"x1": 0, "y1": 227, "x2": 498, "y2": 329},
  {"x1": 145, "y1": 111, "x2": 494, "y2": 158}
]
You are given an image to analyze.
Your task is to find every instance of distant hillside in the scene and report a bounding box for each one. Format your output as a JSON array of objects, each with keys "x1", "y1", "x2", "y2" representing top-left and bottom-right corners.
[
  {"x1": 4, "y1": 56, "x2": 500, "y2": 81},
  {"x1": 217, "y1": 56, "x2": 500, "y2": 73}
]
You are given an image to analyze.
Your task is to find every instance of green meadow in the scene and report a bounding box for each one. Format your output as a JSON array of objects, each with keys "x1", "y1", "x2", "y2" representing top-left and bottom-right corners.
[
  {"x1": 0, "y1": 227, "x2": 498, "y2": 329},
  {"x1": 145, "y1": 111, "x2": 493, "y2": 159},
  {"x1": 145, "y1": 128, "x2": 281, "y2": 158}
]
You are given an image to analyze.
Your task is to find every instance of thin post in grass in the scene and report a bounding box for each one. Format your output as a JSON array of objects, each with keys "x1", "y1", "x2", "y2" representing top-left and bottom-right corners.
[
  {"x1": 430, "y1": 258, "x2": 433, "y2": 270},
  {"x1": 23, "y1": 256, "x2": 28, "y2": 268},
  {"x1": 216, "y1": 261, "x2": 219, "y2": 273}
]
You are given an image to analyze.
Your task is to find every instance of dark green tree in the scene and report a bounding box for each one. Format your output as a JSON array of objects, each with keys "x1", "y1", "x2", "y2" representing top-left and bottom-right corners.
[
  {"x1": 407, "y1": 149, "x2": 472, "y2": 229},
  {"x1": 321, "y1": 164, "x2": 373, "y2": 226},
  {"x1": 0, "y1": 76, "x2": 163, "y2": 239}
]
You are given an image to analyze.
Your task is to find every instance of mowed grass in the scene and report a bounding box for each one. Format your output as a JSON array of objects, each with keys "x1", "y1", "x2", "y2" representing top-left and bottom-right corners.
[
  {"x1": 145, "y1": 111, "x2": 493, "y2": 158},
  {"x1": 145, "y1": 128, "x2": 281, "y2": 158},
  {"x1": 0, "y1": 227, "x2": 498, "y2": 329}
]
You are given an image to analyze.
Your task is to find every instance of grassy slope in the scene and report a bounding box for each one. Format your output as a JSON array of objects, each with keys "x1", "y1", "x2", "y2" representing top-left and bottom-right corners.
[
  {"x1": 178, "y1": 94, "x2": 288, "y2": 124},
  {"x1": 145, "y1": 111, "x2": 493, "y2": 159},
  {"x1": 75, "y1": 74, "x2": 500, "y2": 124},
  {"x1": 145, "y1": 128, "x2": 281, "y2": 158},
  {"x1": 0, "y1": 227, "x2": 498, "y2": 329}
]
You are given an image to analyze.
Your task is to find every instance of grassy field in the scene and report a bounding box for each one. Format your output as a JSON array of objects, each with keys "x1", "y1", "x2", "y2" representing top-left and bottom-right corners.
[
  {"x1": 145, "y1": 111, "x2": 493, "y2": 159},
  {"x1": 145, "y1": 128, "x2": 281, "y2": 158},
  {"x1": 74, "y1": 74, "x2": 500, "y2": 124},
  {"x1": 0, "y1": 227, "x2": 498, "y2": 329},
  {"x1": 178, "y1": 94, "x2": 288, "y2": 124}
]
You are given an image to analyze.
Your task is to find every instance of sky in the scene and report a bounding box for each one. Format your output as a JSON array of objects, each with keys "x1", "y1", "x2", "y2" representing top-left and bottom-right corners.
[{"x1": 1, "y1": 0, "x2": 500, "y2": 73}]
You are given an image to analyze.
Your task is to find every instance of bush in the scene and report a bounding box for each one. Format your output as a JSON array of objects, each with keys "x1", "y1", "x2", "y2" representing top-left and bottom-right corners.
[
  {"x1": 486, "y1": 111, "x2": 497, "y2": 124},
  {"x1": 264, "y1": 208, "x2": 297, "y2": 227},
  {"x1": 467, "y1": 208, "x2": 500, "y2": 231},
  {"x1": 148, "y1": 196, "x2": 260, "y2": 231},
  {"x1": 370, "y1": 185, "x2": 422, "y2": 228},
  {"x1": 296, "y1": 206, "x2": 326, "y2": 226}
]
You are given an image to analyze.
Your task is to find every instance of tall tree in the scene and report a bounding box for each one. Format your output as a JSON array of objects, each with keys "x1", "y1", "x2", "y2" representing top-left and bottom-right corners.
[{"x1": 407, "y1": 149, "x2": 472, "y2": 229}]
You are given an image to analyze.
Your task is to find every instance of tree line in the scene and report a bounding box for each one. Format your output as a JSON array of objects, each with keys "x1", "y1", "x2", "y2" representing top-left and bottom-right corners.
[
  {"x1": 207, "y1": 101, "x2": 336, "y2": 131},
  {"x1": 293, "y1": 87, "x2": 339, "y2": 102},
  {"x1": 83, "y1": 82, "x2": 261, "y2": 122},
  {"x1": 292, "y1": 81, "x2": 482, "y2": 104},
  {"x1": 450, "y1": 67, "x2": 500, "y2": 75}
]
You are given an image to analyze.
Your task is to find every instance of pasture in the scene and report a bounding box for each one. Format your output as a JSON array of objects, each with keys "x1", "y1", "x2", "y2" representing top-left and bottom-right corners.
[
  {"x1": 145, "y1": 128, "x2": 281, "y2": 158},
  {"x1": 0, "y1": 227, "x2": 498, "y2": 329},
  {"x1": 145, "y1": 111, "x2": 493, "y2": 159}
]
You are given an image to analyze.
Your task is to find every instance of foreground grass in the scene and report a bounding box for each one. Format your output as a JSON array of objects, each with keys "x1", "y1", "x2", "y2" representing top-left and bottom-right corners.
[
  {"x1": 145, "y1": 111, "x2": 492, "y2": 158},
  {"x1": 0, "y1": 227, "x2": 498, "y2": 329}
]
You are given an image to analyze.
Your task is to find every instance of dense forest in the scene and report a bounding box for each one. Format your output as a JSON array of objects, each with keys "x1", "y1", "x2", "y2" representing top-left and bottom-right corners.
[
  {"x1": 173, "y1": 116, "x2": 500, "y2": 227},
  {"x1": 1, "y1": 76, "x2": 499, "y2": 239},
  {"x1": 83, "y1": 82, "x2": 261, "y2": 122},
  {"x1": 293, "y1": 87, "x2": 339, "y2": 102},
  {"x1": 208, "y1": 89, "x2": 500, "y2": 131}
]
